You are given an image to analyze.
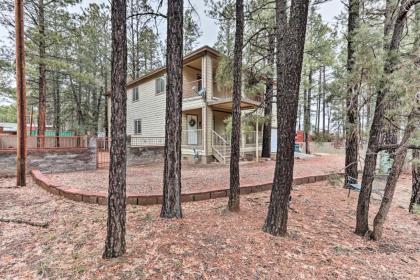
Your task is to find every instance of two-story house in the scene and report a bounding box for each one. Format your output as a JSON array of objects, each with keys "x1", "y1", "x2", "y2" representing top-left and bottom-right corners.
[{"x1": 107, "y1": 46, "x2": 263, "y2": 163}]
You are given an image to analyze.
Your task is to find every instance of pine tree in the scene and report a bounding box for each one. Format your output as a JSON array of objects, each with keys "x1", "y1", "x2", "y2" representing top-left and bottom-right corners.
[
  {"x1": 103, "y1": 0, "x2": 127, "y2": 259},
  {"x1": 263, "y1": 0, "x2": 310, "y2": 236},
  {"x1": 355, "y1": 0, "x2": 419, "y2": 236},
  {"x1": 344, "y1": 0, "x2": 360, "y2": 188},
  {"x1": 228, "y1": 0, "x2": 244, "y2": 212},
  {"x1": 161, "y1": 0, "x2": 184, "y2": 219}
]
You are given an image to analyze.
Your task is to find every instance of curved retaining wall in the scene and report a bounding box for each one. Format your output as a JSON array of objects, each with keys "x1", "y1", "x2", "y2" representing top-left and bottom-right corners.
[{"x1": 31, "y1": 169, "x2": 341, "y2": 206}]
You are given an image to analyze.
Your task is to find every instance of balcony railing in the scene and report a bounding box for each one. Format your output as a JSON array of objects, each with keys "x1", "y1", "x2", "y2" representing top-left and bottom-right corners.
[
  {"x1": 183, "y1": 79, "x2": 203, "y2": 99},
  {"x1": 0, "y1": 135, "x2": 88, "y2": 151},
  {"x1": 213, "y1": 85, "x2": 263, "y2": 103}
]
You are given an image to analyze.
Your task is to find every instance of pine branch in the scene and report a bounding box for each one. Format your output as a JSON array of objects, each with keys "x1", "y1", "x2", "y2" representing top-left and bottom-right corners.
[{"x1": 0, "y1": 217, "x2": 49, "y2": 228}]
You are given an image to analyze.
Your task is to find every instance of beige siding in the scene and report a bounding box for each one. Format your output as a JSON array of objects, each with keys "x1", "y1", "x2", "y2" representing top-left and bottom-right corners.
[
  {"x1": 213, "y1": 111, "x2": 230, "y2": 136},
  {"x1": 127, "y1": 78, "x2": 166, "y2": 137},
  {"x1": 184, "y1": 66, "x2": 201, "y2": 83},
  {"x1": 271, "y1": 101, "x2": 277, "y2": 128},
  {"x1": 204, "y1": 106, "x2": 214, "y2": 155},
  {"x1": 120, "y1": 52, "x2": 222, "y2": 160},
  {"x1": 183, "y1": 97, "x2": 205, "y2": 110},
  {"x1": 202, "y1": 55, "x2": 213, "y2": 100}
]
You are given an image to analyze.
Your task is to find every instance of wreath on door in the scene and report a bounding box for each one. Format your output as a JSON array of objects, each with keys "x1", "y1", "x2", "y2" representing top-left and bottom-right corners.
[{"x1": 189, "y1": 118, "x2": 196, "y2": 127}]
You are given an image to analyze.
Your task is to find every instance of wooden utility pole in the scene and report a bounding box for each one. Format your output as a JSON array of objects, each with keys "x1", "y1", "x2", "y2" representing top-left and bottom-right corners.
[{"x1": 15, "y1": 0, "x2": 27, "y2": 187}]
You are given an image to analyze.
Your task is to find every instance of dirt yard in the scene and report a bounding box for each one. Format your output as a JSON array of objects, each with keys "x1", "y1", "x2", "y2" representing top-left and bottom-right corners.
[
  {"x1": 46, "y1": 154, "x2": 345, "y2": 194},
  {"x1": 1, "y1": 173, "x2": 419, "y2": 279}
]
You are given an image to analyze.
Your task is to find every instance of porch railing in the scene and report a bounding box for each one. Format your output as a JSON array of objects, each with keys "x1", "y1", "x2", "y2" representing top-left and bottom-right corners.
[
  {"x1": 130, "y1": 130, "x2": 203, "y2": 148},
  {"x1": 130, "y1": 136, "x2": 165, "y2": 147},
  {"x1": 211, "y1": 130, "x2": 264, "y2": 163},
  {"x1": 211, "y1": 130, "x2": 230, "y2": 164},
  {"x1": 0, "y1": 135, "x2": 88, "y2": 151}
]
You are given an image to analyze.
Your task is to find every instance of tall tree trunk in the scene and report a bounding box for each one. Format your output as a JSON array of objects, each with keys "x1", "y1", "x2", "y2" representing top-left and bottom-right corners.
[
  {"x1": 355, "y1": 0, "x2": 417, "y2": 235},
  {"x1": 262, "y1": 31, "x2": 275, "y2": 158},
  {"x1": 316, "y1": 68, "x2": 321, "y2": 134},
  {"x1": 344, "y1": 0, "x2": 360, "y2": 188},
  {"x1": 371, "y1": 112, "x2": 417, "y2": 240},
  {"x1": 304, "y1": 67, "x2": 312, "y2": 154},
  {"x1": 53, "y1": 73, "x2": 60, "y2": 147},
  {"x1": 410, "y1": 149, "x2": 420, "y2": 213},
  {"x1": 161, "y1": 0, "x2": 183, "y2": 218},
  {"x1": 228, "y1": 0, "x2": 244, "y2": 212},
  {"x1": 409, "y1": 5, "x2": 420, "y2": 214},
  {"x1": 263, "y1": 0, "x2": 309, "y2": 236},
  {"x1": 37, "y1": 0, "x2": 46, "y2": 148},
  {"x1": 103, "y1": 0, "x2": 127, "y2": 259},
  {"x1": 380, "y1": 0, "x2": 400, "y2": 172},
  {"x1": 322, "y1": 66, "x2": 326, "y2": 136}
]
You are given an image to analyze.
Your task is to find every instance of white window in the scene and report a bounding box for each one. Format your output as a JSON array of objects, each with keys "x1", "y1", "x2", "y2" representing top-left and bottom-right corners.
[
  {"x1": 155, "y1": 76, "x2": 166, "y2": 94},
  {"x1": 133, "y1": 87, "x2": 139, "y2": 102},
  {"x1": 134, "y1": 119, "x2": 142, "y2": 134}
]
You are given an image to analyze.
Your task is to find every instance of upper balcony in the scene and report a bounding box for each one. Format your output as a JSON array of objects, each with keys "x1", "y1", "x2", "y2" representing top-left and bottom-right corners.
[{"x1": 179, "y1": 49, "x2": 262, "y2": 109}]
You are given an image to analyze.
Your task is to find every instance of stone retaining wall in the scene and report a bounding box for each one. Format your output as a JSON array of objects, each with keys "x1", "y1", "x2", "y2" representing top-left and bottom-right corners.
[
  {"x1": 0, "y1": 143, "x2": 96, "y2": 176},
  {"x1": 127, "y1": 146, "x2": 164, "y2": 166},
  {"x1": 31, "y1": 169, "x2": 342, "y2": 206}
]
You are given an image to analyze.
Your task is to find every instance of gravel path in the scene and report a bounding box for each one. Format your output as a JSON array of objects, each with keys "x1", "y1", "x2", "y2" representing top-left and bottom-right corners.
[{"x1": 46, "y1": 154, "x2": 345, "y2": 195}]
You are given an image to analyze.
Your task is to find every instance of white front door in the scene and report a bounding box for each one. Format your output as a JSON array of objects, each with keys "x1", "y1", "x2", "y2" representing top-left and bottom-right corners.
[{"x1": 187, "y1": 115, "x2": 198, "y2": 145}]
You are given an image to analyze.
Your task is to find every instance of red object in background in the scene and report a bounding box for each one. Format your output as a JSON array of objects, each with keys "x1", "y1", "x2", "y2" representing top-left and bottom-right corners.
[
  {"x1": 295, "y1": 131, "x2": 312, "y2": 142},
  {"x1": 295, "y1": 131, "x2": 305, "y2": 142}
]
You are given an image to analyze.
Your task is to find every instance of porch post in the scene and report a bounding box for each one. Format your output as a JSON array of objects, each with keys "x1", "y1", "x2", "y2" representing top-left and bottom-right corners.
[
  {"x1": 256, "y1": 116, "x2": 259, "y2": 162},
  {"x1": 202, "y1": 106, "x2": 207, "y2": 157}
]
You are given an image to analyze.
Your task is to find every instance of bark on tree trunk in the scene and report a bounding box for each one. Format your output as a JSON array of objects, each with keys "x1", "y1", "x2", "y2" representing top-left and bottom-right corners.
[
  {"x1": 161, "y1": 0, "x2": 184, "y2": 219},
  {"x1": 344, "y1": 0, "x2": 360, "y2": 188},
  {"x1": 304, "y1": 68, "x2": 312, "y2": 154},
  {"x1": 103, "y1": 0, "x2": 127, "y2": 259},
  {"x1": 263, "y1": 0, "x2": 309, "y2": 236},
  {"x1": 322, "y1": 66, "x2": 326, "y2": 136},
  {"x1": 410, "y1": 149, "x2": 420, "y2": 213},
  {"x1": 262, "y1": 31, "x2": 275, "y2": 158},
  {"x1": 37, "y1": 0, "x2": 46, "y2": 148},
  {"x1": 371, "y1": 112, "x2": 417, "y2": 240},
  {"x1": 355, "y1": 0, "x2": 416, "y2": 235},
  {"x1": 53, "y1": 73, "x2": 60, "y2": 147},
  {"x1": 228, "y1": 0, "x2": 244, "y2": 212},
  {"x1": 316, "y1": 69, "x2": 321, "y2": 134}
]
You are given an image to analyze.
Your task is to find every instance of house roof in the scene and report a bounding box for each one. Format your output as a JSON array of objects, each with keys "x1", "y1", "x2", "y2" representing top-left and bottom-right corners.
[{"x1": 106, "y1": 45, "x2": 222, "y2": 96}]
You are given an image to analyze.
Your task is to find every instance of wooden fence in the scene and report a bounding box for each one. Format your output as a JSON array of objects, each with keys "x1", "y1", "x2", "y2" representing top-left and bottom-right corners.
[{"x1": 0, "y1": 135, "x2": 88, "y2": 151}]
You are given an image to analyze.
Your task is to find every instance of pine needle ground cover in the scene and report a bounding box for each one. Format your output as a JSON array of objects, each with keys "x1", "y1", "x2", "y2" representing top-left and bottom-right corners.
[
  {"x1": 0, "y1": 174, "x2": 418, "y2": 279},
  {"x1": 45, "y1": 154, "x2": 345, "y2": 195}
]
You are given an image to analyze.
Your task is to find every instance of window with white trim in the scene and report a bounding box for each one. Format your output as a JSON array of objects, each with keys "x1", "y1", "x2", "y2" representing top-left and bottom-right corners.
[
  {"x1": 133, "y1": 87, "x2": 139, "y2": 102},
  {"x1": 155, "y1": 76, "x2": 166, "y2": 94},
  {"x1": 134, "y1": 119, "x2": 142, "y2": 134}
]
